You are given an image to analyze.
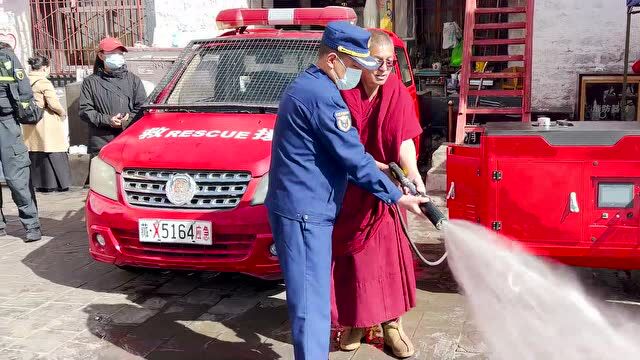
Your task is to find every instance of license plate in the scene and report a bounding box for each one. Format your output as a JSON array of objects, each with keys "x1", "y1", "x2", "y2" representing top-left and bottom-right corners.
[{"x1": 139, "y1": 219, "x2": 213, "y2": 245}]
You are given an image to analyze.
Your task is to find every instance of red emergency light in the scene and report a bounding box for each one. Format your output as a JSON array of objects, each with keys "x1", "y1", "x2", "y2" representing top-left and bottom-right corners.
[{"x1": 216, "y1": 7, "x2": 357, "y2": 29}]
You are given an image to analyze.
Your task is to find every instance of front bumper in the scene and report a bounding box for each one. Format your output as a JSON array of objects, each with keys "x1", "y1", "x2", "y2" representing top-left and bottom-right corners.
[{"x1": 85, "y1": 190, "x2": 281, "y2": 279}]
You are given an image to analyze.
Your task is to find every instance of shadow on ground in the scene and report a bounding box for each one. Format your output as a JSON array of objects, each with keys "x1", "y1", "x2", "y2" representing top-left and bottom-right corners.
[
  {"x1": 18, "y1": 208, "x2": 291, "y2": 359},
  {"x1": 13, "y1": 195, "x2": 640, "y2": 359},
  {"x1": 413, "y1": 243, "x2": 459, "y2": 294}
]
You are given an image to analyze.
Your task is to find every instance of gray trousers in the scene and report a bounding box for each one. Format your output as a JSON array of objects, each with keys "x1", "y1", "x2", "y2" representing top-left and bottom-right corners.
[{"x1": 0, "y1": 116, "x2": 40, "y2": 230}]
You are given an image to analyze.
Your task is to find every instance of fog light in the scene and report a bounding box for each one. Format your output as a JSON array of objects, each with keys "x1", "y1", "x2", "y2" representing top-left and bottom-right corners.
[
  {"x1": 269, "y1": 243, "x2": 278, "y2": 256},
  {"x1": 96, "y1": 234, "x2": 106, "y2": 247}
]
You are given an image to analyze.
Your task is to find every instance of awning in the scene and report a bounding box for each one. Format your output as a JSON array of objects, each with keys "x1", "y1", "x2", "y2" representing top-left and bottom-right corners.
[{"x1": 628, "y1": 0, "x2": 640, "y2": 7}]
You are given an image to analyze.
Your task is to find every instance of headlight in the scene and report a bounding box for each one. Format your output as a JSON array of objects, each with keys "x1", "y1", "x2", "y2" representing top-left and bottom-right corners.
[
  {"x1": 90, "y1": 157, "x2": 118, "y2": 201},
  {"x1": 250, "y1": 173, "x2": 269, "y2": 206}
]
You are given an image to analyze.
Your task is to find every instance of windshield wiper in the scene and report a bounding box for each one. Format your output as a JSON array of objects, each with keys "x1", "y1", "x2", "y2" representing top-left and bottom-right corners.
[
  {"x1": 193, "y1": 96, "x2": 221, "y2": 104},
  {"x1": 141, "y1": 103, "x2": 277, "y2": 114}
]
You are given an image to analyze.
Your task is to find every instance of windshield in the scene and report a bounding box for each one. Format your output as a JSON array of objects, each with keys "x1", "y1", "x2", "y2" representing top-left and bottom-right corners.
[{"x1": 162, "y1": 38, "x2": 320, "y2": 108}]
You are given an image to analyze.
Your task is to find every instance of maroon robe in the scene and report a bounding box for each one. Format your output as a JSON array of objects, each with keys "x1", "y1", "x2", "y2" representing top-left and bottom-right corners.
[{"x1": 330, "y1": 73, "x2": 422, "y2": 327}]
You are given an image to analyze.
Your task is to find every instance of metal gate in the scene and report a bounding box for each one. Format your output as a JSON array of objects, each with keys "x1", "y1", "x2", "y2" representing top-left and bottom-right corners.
[{"x1": 30, "y1": 0, "x2": 145, "y2": 77}]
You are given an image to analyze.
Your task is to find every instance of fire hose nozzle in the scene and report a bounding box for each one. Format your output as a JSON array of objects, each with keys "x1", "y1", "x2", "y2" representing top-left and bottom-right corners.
[{"x1": 388, "y1": 162, "x2": 448, "y2": 230}]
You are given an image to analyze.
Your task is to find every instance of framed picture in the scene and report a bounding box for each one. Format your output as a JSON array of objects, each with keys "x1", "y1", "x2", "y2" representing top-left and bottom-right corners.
[{"x1": 578, "y1": 74, "x2": 640, "y2": 121}]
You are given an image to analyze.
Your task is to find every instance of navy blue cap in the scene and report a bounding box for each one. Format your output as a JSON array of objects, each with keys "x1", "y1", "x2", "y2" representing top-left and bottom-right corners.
[{"x1": 321, "y1": 21, "x2": 379, "y2": 71}]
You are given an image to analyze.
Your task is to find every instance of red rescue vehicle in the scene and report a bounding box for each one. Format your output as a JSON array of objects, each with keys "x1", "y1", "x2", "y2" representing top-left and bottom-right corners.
[{"x1": 85, "y1": 7, "x2": 420, "y2": 279}]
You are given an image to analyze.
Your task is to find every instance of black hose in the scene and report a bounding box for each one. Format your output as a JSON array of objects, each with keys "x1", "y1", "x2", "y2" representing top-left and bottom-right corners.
[
  {"x1": 394, "y1": 204, "x2": 448, "y2": 266},
  {"x1": 388, "y1": 163, "x2": 446, "y2": 230},
  {"x1": 388, "y1": 162, "x2": 448, "y2": 266}
]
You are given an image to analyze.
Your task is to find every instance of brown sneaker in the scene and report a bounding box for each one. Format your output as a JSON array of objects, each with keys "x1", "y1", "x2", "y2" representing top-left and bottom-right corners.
[
  {"x1": 339, "y1": 327, "x2": 364, "y2": 351},
  {"x1": 382, "y1": 318, "x2": 415, "y2": 358}
]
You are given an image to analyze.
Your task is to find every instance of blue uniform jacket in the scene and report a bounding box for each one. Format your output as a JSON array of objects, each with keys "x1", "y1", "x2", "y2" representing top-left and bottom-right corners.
[{"x1": 265, "y1": 65, "x2": 402, "y2": 224}]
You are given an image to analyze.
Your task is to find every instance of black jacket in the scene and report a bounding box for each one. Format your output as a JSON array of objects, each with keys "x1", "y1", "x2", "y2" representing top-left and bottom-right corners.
[
  {"x1": 79, "y1": 66, "x2": 146, "y2": 153},
  {"x1": 0, "y1": 48, "x2": 34, "y2": 117}
]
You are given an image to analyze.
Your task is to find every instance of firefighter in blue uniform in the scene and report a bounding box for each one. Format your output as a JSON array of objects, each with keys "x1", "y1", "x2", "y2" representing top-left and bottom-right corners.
[
  {"x1": 265, "y1": 22, "x2": 428, "y2": 359},
  {"x1": 0, "y1": 42, "x2": 41, "y2": 242}
]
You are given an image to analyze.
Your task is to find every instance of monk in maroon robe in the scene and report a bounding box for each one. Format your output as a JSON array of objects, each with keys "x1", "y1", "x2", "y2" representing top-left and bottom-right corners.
[{"x1": 330, "y1": 30, "x2": 424, "y2": 358}]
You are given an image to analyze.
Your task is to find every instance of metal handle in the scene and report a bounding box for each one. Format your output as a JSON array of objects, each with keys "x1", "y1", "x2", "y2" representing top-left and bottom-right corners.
[
  {"x1": 447, "y1": 182, "x2": 456, "y2": 200},
  {"x1": 570, "y1": 192, "x2": 580, "y2": 213}
]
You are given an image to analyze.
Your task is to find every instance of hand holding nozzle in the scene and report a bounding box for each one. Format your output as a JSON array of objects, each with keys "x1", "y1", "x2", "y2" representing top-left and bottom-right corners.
[{"x1": 389, "y1": 162, "x2": 447, "y2": 230}]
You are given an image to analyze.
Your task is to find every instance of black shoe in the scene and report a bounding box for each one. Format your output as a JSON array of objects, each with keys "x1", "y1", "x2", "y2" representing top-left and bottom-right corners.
[
  {"x1": 0, "y1": 229, "x2": 6, "y2": 237},
  {"x1": 24, "y1": 228, "x2": 42, "y2": 243}
]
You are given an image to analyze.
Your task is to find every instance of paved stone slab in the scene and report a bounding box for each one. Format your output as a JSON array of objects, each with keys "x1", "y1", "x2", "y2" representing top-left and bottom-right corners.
[
  {"x1": 3, "y1": 316, "x2": 62, "y2": 339},
  {"x1": 452, "y1": 352, "x2": 489, "y2": 360},
  {"x1": 0, "y1": 187, "x2": 639, "y2": 359},
  {"x1": 6, "y1": 329, "x2": 78, "y2": 353},
  {"x1": 0, "y1": 336, "x2": 18, "y2": 349},
  {"x1": 51, "y1": 341, "x2": 144, "y2": 360},
  {"x1": 115, "y1": 333, "x2": 166, "y2": 357},
  {"x1": 154, "y1": 276, "x2": 202, "y2": 296},
  {"x1": 72, "y1": 323, "x2": 135, "y2": 345},
  {"x1": 0, "y1": 307, "x2": 32, "y2": 320},
  {"x1": 176, "y1": 288, "x2": 224, "y2": 306},
  {"x1": 125, "y1": 303, "x2": 210, "y2": 342},
  {"x1": 45, "y1": 312, "x2": 99, "y2": 334},
  {"x1": 0, "y1": 349, "x2": 45, "y2": 360},
  {"x1": 2, "y1": 296, "x2": 52, "y2": 309}
]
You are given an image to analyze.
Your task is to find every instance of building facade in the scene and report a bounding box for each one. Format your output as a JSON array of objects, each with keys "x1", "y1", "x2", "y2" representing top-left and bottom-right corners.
[
  {"x1": 532, "y1": 0, "x2": 640, "y2": 115},
  {"x1": 0, "y1": 0, "x2": 638, "y2": 118}
]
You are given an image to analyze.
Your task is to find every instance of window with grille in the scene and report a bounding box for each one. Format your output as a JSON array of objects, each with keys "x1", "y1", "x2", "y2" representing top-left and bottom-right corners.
[
  {"x1": 163, "y1": 38, "x2": 321, "y2": 108},
  {"x1": 30, "y1": 0, "x2": 146, "y2": 77}
]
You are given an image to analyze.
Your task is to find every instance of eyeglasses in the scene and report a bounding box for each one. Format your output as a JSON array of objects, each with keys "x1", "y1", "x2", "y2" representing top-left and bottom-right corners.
[{"x1": 375, "y1": 58, "x2": 396, "y2": 69}]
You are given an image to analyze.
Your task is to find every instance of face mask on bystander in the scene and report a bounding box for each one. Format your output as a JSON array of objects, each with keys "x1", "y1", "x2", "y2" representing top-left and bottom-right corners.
[{"x1": 104, "y1": 54, "x2": 125, "y2": 69}]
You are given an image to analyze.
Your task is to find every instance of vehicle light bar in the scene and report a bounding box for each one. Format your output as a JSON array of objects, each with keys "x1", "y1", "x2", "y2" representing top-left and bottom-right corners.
[{"x1": 216, "y1": 7, "x2": 357, "y2": 29}]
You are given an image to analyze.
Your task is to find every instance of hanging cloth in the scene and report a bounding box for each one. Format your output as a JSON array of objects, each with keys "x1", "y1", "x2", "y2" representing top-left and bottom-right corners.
[
  {"x1": 364, "y1": 0, "x2": 378, "y2": 28},
  {"x1": 443, "y1": 22, "x2": 462, "y2": 49}
]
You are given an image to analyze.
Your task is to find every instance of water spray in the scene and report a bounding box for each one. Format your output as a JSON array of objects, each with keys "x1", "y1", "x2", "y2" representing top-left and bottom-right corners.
[
  {"x1": 444, "y1": 220, "x2": 640, "y2": 360},
  {"x1": 388, "y1": 162, "x2": 448, "y2": 266}
]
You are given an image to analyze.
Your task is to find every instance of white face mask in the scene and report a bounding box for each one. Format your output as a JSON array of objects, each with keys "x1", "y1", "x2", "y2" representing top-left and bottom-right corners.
[
  {"x1": 104, "y1": 53, "x2": 125, "y2": 69},
  {"x1": 334, "y1": 57, "x2": 361, "y2": 90}
]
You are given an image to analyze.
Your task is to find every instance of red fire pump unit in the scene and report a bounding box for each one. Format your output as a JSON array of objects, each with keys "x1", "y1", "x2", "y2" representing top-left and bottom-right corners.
[{"x1": 447, "y1": 121, "x2": 640, "y2": 270}]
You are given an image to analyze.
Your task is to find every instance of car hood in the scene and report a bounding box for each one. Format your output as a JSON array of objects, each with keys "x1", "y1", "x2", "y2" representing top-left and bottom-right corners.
[{"x1": 100, "y1": 112, "x2": 276, "y2": 176}]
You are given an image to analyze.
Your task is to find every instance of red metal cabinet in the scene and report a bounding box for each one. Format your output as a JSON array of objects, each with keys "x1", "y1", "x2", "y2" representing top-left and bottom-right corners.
[
  {"x1": 447, "y1": 121, "x2": 640, "y2": 269},
  {"x1": 446, "y1": 145, "x2": 483, "y2": 223},
  {"x1": 493, "y1": 160, "x2": 584, "y2": 246}
]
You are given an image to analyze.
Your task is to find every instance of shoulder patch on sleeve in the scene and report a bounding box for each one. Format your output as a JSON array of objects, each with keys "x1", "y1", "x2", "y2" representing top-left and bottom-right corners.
[
  {"x1": 334, "y1": 110, "x2": 352, "y2": 132},
  {"x1": 15, "y1": 69, "x2": 24, "y2": 80}
]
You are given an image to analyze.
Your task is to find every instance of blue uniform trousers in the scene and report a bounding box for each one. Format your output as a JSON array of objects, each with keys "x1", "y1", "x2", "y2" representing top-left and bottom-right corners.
[{"x1": 268, "y1": 211, "x2": 333, "y2": 360}]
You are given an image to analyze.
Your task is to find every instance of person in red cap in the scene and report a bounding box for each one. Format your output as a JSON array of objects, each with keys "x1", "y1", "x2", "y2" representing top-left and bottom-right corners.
[{"x1": 79, "y1": 36, "x2": 146, "y2": 166}]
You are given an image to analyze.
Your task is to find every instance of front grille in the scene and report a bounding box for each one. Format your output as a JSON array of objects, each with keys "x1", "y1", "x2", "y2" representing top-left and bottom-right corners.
[
  {"x1": 122, "y1": 169, "x2": 251, "y2": 210},
  {"x1": 113, "y1": 230, "x2": 255, "y2": 261}
]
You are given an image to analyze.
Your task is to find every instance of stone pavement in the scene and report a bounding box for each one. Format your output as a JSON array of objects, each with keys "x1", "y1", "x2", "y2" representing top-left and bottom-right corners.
[{"x1": 0, "y1": 188, "x2": 639, "y2": 360}]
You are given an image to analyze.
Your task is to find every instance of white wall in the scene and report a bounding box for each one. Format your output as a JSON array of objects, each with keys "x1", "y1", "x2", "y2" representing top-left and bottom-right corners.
[
  {"x1": 0, "y1": 0, "x2": 31, "y2": 67},
  {"x1": 532, "y1": 0, "x2": 640, "y2": 114},
  {"x1": 151, "y1": 0, "x2": 253, "y2": 48}
]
